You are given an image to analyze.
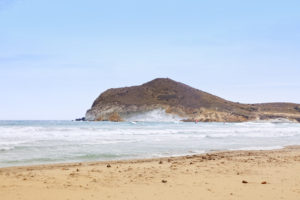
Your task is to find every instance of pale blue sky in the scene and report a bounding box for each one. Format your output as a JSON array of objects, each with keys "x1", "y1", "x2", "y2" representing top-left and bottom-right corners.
[{"x1": 0, "y1": 0, "x2": 300, "y2": 120}]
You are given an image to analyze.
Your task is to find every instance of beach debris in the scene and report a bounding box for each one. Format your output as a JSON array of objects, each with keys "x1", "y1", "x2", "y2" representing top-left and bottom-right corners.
[
  {"x1": 76, "y1": 168, "x2": 79, "y2": 172},
  {"x1": 261, "y1": 181, "x2": 267, "y2": 184},
  {"x1": 159, "y1": 160, "x2": 163, "y2": 164},
  {"x1": 242, "y1": 180, "x2": 248, "y2": 184},
  {"x1": 107, "y1": 164, "x2": 111, "y2": 168},
  {"x1": 161, "y1": 179, "x2": 167, "y2": 183},
  {"x1": 190, "y1": 162, "x2": 193, "y2": 165}
]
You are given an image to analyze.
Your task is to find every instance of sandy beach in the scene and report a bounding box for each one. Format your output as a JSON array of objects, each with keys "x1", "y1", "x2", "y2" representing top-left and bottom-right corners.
[{"x1": 1, "y1": 146, "x2": 300, "y2": 200}]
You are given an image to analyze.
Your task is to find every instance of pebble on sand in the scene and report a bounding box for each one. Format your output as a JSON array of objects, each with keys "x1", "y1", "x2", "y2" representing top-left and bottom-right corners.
[
  {"x1": 161, "y1": 179, "x2": 167, "y2": 183},
  {"x1": 107, "y1": 164, "x2": 111, "y2": 168},
  {"x1": 242, "y1": 180, "x2": 248, "y2": 184},
  {"x1": 261, "y1": 181, "x2": 267, "y2": 184}
]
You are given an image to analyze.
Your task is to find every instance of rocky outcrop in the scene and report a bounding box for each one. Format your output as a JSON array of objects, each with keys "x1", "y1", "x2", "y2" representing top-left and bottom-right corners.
[{"x1": 85, "y1": 78, "x2": 300, "y2": 122}]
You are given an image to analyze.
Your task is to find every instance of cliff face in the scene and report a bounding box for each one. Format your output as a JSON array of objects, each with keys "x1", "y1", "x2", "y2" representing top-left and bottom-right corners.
[{"x1": 85, "y1": 78, "x2": 300, "y2": 122}]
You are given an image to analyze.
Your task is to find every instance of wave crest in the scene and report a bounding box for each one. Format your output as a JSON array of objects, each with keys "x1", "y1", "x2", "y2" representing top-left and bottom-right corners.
[{"x1": 124, "y1": 109, "x2": 183, "y2": 122}]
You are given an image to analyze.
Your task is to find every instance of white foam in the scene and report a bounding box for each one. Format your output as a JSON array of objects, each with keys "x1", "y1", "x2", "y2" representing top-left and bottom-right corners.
[
  {"x1": 249, "y1": 118, "x2": 297, "y2": 124},
  {"x1": 230, "y1": 146, "x2": 284, "y2": 151},
  {"x1": 124, "y1": 109, "x2": 183, "y2": 122},
  {"x1": 0, "y1": 121, "x2": 300, "y2": 167}
]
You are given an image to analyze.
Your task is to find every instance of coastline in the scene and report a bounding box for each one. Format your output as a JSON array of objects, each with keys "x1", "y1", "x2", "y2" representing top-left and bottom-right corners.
[
  {"x1": 1, "y1": 146, "x2": 300, "y2": 200},
  {"x1": 0, "y1": 145, "x2": 294, "y2": 170}
]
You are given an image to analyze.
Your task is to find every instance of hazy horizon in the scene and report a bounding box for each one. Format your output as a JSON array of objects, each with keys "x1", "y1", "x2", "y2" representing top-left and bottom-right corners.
[{"x1": 1, "y1": 0, "x2": 300, "y2": 120}]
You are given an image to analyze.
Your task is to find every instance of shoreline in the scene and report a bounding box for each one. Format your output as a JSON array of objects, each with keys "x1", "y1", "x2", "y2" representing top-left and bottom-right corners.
[
  {"x1": 1, "y1": 146, "x2": 300, "y2": 199},
  {"x1": 0, "y1": 145, "x2": 292, "y2": 170}
]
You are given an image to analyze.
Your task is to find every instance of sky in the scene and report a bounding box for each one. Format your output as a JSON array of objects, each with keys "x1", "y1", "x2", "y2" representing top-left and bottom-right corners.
[{"x1": 0, "y1": 0, "x2": 300, "y2": 120}]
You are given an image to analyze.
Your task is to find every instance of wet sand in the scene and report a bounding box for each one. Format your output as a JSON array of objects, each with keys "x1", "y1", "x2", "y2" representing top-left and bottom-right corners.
[{"x1": 1, "y1": 146, "x2": 300, "y2": 200}]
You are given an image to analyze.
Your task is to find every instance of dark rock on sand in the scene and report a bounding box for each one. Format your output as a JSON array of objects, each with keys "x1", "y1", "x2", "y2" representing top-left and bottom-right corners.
[{"x1": 75, "y1": 117, "x2": 86, "y2": 121}]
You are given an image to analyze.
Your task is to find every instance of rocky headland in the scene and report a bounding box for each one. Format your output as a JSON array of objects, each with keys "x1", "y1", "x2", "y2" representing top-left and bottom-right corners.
[{"x1": 85, "y1": 78, "x2": 300, "y2": 122}]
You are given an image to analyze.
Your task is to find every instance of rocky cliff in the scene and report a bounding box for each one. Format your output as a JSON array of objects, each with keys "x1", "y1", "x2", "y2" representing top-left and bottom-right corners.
[{"x1": 85, "y1": 78, "x2": 300, "y2": 122}]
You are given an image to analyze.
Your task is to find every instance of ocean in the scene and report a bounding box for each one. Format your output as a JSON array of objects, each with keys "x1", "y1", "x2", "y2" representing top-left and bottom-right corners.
[{"x1": 0, "y1": 120, "x2": 300, "y2": 168}]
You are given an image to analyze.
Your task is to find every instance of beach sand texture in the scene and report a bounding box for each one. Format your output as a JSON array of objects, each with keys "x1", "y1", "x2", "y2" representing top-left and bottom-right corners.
[{"x1": 1, "y1": 146, "x2": 300, "y2": 200}]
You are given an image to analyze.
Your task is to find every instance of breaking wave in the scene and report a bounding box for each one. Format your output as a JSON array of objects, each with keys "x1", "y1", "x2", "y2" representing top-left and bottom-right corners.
[
  {"x1": 0, "y1": 120, "x2": 300, "y2": 167},
  {"x1": 124, "y1": 109, "x2": 183, "y2": 122}
]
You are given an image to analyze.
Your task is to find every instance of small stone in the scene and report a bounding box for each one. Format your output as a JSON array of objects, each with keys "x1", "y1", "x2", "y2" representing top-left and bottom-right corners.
[
  {"x1": 261, "y1": 181, "x2": 267, "y2": 184},
  {"x1": 107, "y1": 164, "x2": 111, "y2": 168},
  {"x1": 159, "y1": 161, "x2": 163, "y2": 164},
  {"x1": 242, "y1": 180, "x2": 248, "y2": 184},
  {"x1": 76, "y1": 168, "x2": 79, "y2": 172},
  {"x1": 161, "y1": 179, "x2": 167, "y2": 183}
]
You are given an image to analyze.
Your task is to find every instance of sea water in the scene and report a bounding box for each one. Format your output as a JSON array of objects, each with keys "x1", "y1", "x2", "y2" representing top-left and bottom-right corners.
[{"x1": 0, "y1": 120, "x2": 300, "y2": 167}]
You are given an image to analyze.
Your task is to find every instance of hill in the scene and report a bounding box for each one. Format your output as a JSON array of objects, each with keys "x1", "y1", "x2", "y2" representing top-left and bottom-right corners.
[{"x1": 85, "y1": 78, "x2": 300, "y2": 122}]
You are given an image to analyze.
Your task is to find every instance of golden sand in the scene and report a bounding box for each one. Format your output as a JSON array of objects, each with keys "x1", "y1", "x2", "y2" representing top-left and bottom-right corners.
[{"x1": 1, "y1": 146, "x2": 300, "y2": 200}]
